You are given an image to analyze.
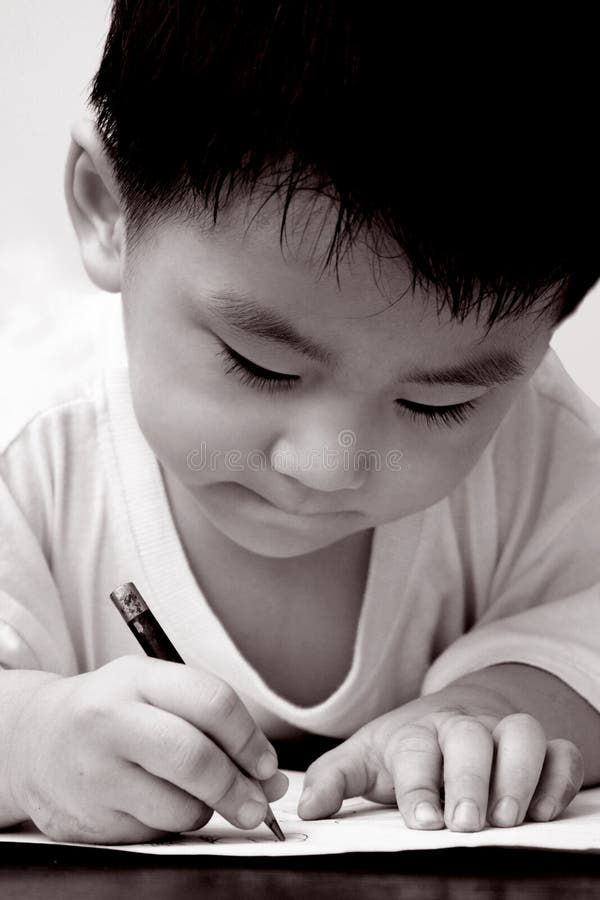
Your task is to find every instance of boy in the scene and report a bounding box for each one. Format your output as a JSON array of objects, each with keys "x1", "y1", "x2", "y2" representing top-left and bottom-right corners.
[{"x1": 1, "y1": 2, "x2": 600, "y2": 844}]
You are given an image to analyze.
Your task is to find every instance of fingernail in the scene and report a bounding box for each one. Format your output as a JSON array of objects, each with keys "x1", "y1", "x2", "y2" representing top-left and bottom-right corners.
[
  {"x1": 531, "y1": 797, "x2": 556, "y2": 820},
  {"x1": 452, "y1": 800, "x2": 480, "y2": 830},
  {"x1": 491, "y1": 796, "x2": 520, "y2": 827},
  {"x1": 298, "y1": 788, "x2": 313, "y2": 811},
  {"x1": 237, "y1": 799, "x2": 266, "y2": 828},
  {"x1": 414, "y1": 801, "x2": 442, "y2": 825},
  {"x1": 257, "y1": 750, "x2": 278, "y2": 779}
]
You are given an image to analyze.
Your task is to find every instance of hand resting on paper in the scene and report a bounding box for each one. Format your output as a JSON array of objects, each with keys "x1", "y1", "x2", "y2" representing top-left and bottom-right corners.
[{"x1": 298, "y1": 681, "x2": 584, "y2": 832}]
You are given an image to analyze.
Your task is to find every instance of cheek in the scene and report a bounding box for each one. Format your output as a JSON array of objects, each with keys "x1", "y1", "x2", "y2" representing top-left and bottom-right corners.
[
  {"x1": 403, "y1": 441, "x2": 482, "y2": 509},
  {"x1": 394, "y1": 409, "x2": 506, "y2": 514},
  {"x1": 128, "y1": 353, "x2": 278, "y2": 483},
  {"x1": 122, "y1": 289, "x2": 279, "y2": 476}
]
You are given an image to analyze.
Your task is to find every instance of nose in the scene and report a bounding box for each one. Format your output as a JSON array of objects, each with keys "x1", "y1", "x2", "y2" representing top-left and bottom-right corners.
[{"x1": 268, "y1": 412, "x2": 374, "y2": 493}]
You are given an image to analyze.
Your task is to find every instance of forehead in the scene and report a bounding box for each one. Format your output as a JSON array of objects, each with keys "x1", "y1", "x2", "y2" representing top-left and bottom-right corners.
[{"x1": 155, "y1": 189, "x2": 552, "y2": 364}]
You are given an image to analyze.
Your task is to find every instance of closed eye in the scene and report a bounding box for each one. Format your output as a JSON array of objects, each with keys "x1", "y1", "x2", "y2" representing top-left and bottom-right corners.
[
  {"x1": 217, "y1": 341, "x2": 480, "y2": 427},
  {"x1": 395, "y1": 398, "x2": 478, "y2": 427},
  {"x1": 217, "y1": 343, "x2": 298, "y2": 392}
]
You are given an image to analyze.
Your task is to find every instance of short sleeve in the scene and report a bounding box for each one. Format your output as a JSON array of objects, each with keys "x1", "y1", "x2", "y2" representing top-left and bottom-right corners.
[
  {"x1": 0, "y1": 471, "x2": 78, "y2": 674},
  {"x1": 420, "y1": 485, "x2": 600, "y2": 713}
]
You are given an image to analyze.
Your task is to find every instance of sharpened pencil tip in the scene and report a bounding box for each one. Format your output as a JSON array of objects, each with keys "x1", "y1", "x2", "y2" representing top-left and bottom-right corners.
[{"x1": 265, "y1": 807, "x2": 286, "y2": 841}]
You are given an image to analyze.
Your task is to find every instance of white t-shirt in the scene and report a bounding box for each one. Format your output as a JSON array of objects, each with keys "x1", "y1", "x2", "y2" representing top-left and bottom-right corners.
[{"x1": 2, "y1": 298, "x2": 600, "y2": 739}]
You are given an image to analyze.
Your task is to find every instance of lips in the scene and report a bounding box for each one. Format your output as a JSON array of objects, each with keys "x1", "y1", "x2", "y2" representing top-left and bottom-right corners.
[{"x1": 246, "y1": 485, "x2": 355, "y2": 516}]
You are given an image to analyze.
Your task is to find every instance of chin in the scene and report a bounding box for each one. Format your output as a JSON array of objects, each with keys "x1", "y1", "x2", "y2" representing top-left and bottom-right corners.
[{"x1": 219, "y1": 518, "x2": 355, "y2": 559}]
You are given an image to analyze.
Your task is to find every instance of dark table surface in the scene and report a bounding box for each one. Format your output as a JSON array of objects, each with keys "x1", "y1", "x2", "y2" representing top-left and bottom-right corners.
[{"x1": 1, "y1": 736, "x2": 599, "y2": 900}]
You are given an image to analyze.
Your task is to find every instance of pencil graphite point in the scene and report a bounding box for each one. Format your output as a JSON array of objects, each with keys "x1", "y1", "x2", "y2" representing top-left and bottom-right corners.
[
  {"x1": 248, "y1": 775, "x2": 286, "y2": 841},
  {"x1": 266, "y1": 811, "x2": 286, "y2": 842}
]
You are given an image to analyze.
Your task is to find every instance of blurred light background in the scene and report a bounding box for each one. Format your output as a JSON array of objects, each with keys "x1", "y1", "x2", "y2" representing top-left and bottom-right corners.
[{"x1": 1, "y1": 1, "x2": 598, "y2": 428}]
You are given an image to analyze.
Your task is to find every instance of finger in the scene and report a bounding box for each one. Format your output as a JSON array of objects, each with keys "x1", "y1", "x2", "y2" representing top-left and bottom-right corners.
[
  {"x1": 125, "y1": 656, "x2": 279, "y2": 780},
  {"x1": 261, "y1": 769, "x2": 290, "y2": 803},
  {"x1": 487, "y1": 713, "x2": 546, "y2": 827},
  {"x1": 384, "y1": 723, "x2": 445, "y2": 829},
  {"x1": 113, "y1": 703, "x2": 272, "y2": 831},
  {"x1": 527, "y1": 738, "x2": 584, "y2": 822},
  {"x1": 298, "y1": 738, "x2": 377, "y2": 819},
  {"x1": 437, "y1": 715, "x2": 494, "y2": 832},
  {"x1": 110, "y1": 761, "x2": 214, "y2": 834}
]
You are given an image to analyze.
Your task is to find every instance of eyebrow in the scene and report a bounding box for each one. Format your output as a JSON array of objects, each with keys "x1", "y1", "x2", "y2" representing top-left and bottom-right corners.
[{"x1": 206, "y1": 292, "x2": 527, "y2": 388}]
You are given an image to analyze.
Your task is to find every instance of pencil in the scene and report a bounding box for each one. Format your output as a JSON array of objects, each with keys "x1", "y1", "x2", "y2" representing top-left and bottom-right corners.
[{"x1": 109, "y1": 581, "x2": 285, "y2": 842}]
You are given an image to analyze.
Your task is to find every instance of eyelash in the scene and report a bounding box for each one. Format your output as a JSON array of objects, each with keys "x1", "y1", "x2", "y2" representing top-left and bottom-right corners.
[
  {"x1": 217, "y1": 344, "x2": 299, "y2": 393},
  {"x1": 217, "y1": 344, "x2": 478, "y2": 426}
]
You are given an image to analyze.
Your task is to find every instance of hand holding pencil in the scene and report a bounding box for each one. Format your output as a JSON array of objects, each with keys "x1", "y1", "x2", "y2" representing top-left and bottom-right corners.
[
  {"x1": 6, "y1": 586, "x2": 287, "y2": 846},
  {"x1": 110, "y1": 581, "x2": 287, "y2": 841}
]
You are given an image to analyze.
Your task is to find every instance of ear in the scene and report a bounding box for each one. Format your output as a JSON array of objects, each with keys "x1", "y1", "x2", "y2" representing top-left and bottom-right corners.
[{"x1": 64, "y1": 118, "x2": 125, "y2": 293}]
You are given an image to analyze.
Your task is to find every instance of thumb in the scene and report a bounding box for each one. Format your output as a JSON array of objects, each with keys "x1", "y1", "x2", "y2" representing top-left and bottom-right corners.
[{"x1": 297, "y1": 736, "x2": 377, "y2": 819}]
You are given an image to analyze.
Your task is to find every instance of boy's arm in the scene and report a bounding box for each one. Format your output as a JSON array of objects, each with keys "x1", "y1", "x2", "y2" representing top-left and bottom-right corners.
[
  {"x1": 447, "y1": 662, "x2": 600, "y2": 786},
  {"x1": 0, "y1": 669, "x2": 63, "y2": 825}
]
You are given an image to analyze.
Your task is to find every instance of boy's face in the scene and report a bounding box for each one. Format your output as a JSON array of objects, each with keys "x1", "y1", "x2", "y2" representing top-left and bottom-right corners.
[{"x1": 118, "y1": 192, "x2": 554, "y2": 559}]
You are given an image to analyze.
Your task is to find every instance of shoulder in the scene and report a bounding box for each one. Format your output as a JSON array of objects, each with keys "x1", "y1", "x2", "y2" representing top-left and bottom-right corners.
[
  {"x1": 0, "y1": 291, "x2": 127, "y2": 548},
  {"x1": 492, "y1": 346, "x2": 600, "y2": 472},
  {"x1": 425, "y1": 347, "x2": 600, "y2": 627},
  {"x1": 529, "y1": 345, "x2": 600, "y2": 434},
  {"x1": 483, "y1": 346, "x2": 600, "y2": 556},
  {"x1": 441, "y1": 346, "x2": 600, "y2": 565}
]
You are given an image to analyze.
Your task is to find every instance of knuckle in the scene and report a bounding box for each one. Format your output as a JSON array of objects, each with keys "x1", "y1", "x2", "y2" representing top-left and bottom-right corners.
[
  {"x1": 504, "y1": 712, "x2": 544, "y2": 735},
  {"x1": 451, "y1": 766, "x2": 489, "y2": 790},
  {"x1": 232, "y1": 724, "x2": 260, "y2": 758},
  {"x1": 391, "y1": 728, "x2": 436, "y2": 754},
  {"x1": 506, "y1": 761, "x2": 535, "y2": 788},
  {"x1": 451, "y1": 716, "x2": 481, "y2": 732},
  {"x1": 551, "y1": 737, "x2": 582, "y2": 761},
  {"x1": 385, "y1": 725, "x2": 437, "y2": 764},
  {"x1": 211, "y1": 769, "x2": 239, "y2": 806},
  {"x1": 204, "y1": 681, "x2": 239, "y2": 723},
  {"x1": 441, "y1": 715, "x2": 487, "y2": 742},
  {"x1": 402, "y1": 787, "x2": 438, "y2": 803},
  {"x1": 170, "y1": 735, "x2": 212, "y2": 778},
  {"x1": 108, "y1": 654, "x2": 147, "y2": 677},
  {"x1": 550, "y1": 737, "x2": 577, "y2": 753},
  {"x1": 113, "y1": 653, "x2": 143, "y2": 668}
]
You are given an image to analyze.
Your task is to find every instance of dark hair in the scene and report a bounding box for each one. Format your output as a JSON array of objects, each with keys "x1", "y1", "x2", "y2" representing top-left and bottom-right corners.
[{"x1": 89, "y1": 2, "x2": 599, "y2": 327}]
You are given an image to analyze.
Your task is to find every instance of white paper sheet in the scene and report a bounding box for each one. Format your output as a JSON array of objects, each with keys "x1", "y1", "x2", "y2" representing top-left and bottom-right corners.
[{"x1": 2, "y1": 771, "x2": 600, "y2": 856}]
